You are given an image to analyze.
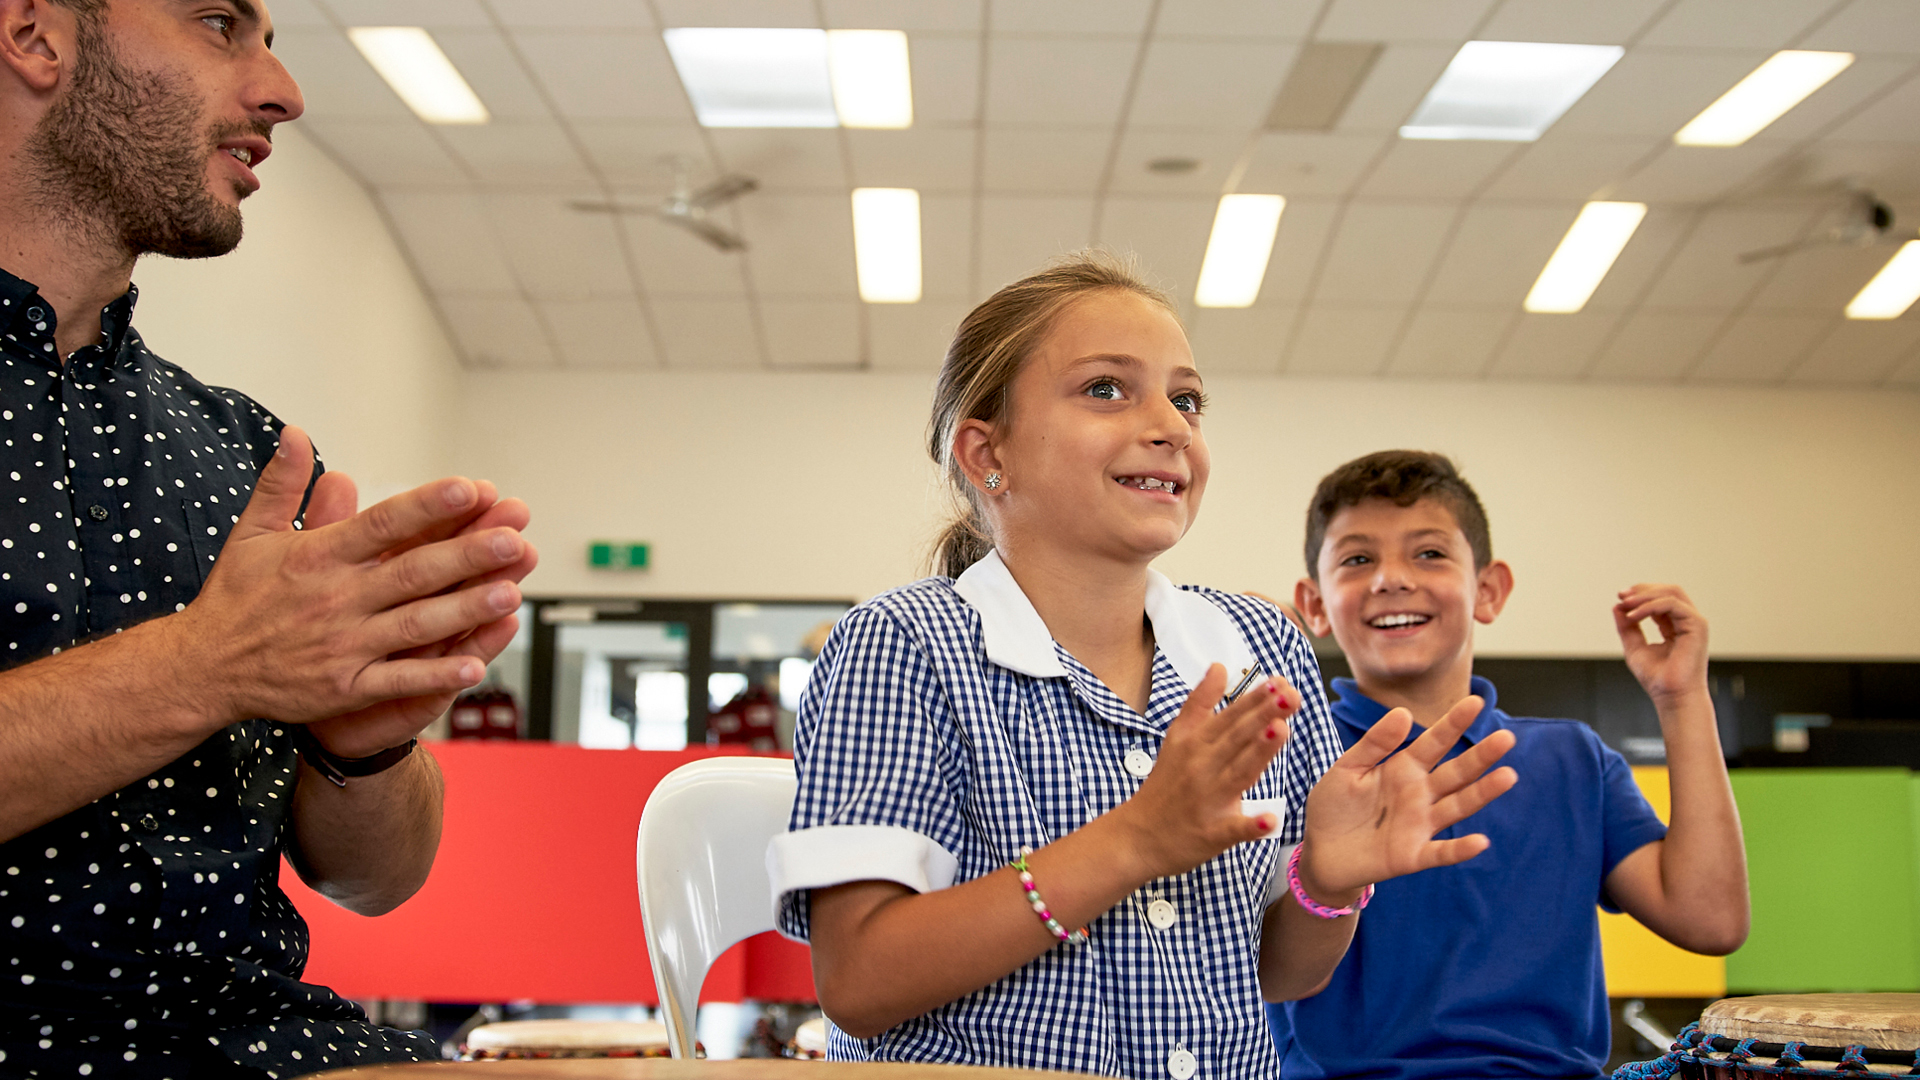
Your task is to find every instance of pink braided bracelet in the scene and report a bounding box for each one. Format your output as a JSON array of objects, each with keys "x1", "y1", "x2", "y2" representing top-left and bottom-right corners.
[{"x1": 1287, "y1": 843, "x2": 1374, "y2": 919}]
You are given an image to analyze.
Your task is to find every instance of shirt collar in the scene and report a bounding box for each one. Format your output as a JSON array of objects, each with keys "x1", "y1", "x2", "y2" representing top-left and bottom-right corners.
[
  {"x1": 951, "y1": 549, "x2": 1256, "y2": 688},
  {"x1": 1326, "y1": 674, "x2": 1508, "y2": 745},
  {"x1": 0, "y1": 264, "x2": 140, "y2": 364}
]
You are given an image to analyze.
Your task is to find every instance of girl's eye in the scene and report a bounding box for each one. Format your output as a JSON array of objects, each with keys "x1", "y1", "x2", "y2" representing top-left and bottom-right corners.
[
  {"x1": 1086, "y1": 380, "x2": 1122, "y2": 401},
  {"x1": 1171, "y1": 392, "x2": 1205, "y2": 414}
]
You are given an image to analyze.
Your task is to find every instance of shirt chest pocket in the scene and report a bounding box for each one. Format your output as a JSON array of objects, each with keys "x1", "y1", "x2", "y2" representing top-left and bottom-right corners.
[{"x1": 180, "y1": 498, "x2": 231, "y2": 590}]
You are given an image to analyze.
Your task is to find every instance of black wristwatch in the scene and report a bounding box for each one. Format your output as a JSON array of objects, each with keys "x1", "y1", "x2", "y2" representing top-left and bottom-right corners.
[{"x1": 291, "y1": 726, "x2": 418, "y2": 788}]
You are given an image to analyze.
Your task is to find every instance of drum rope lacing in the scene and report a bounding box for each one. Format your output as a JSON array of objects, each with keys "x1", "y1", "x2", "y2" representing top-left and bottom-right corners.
[{"x1": 1611, "y1": 1021, "x2": 1920, "y2": 1079}]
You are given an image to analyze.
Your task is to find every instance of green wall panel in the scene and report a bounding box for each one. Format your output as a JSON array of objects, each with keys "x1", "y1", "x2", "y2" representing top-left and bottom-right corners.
[{"x1": 1726, "y1": 769, "x2": 1920, "y2": 992}]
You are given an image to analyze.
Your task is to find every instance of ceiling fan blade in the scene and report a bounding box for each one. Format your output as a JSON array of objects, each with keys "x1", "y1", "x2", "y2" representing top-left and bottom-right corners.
[
  {"x1": 1737, "y1": 240, "x2": 1814, "y2": 264},
  {"x1": 672, "y1": 214, "x2": 748, "y2": 252},
  {"x1": 688, "y1": 174, "x2": 759, "y2": 209},
  {"x1": 567, "y1": 199, "x2": 655, "y2": 216}
]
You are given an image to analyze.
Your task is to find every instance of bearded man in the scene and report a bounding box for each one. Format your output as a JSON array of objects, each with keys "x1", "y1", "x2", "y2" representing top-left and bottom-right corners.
[{"x1": 0, "y1": 1, "x2": 537, "y2": 1075}]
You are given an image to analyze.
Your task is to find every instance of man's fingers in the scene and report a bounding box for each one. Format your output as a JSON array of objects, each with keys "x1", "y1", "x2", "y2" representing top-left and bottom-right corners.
[
  {"x1": 375, "y1": 484, "x2": 514, "y2": 564},
  {"x1": 353, "y1": 654, "x2": 488, "y2": 706},
  {"x1": 368, "y1": 527, "x2": 526, "y2": 607},
  {"x1": 326, "y1": 476, "x2": 486, "y2": 564},
  {"x1": 1336, "y1": 706, "x2": 1413, "y2": 773},
  {"x1": 304, "y1": 471, "x2": 358, "y2": 531},
  {"x1": 230, "y1": 426, "x2": 317, "y2": 542},
  {"x1": 365, "y1": 580, "x2": 523, "y2": 656}
]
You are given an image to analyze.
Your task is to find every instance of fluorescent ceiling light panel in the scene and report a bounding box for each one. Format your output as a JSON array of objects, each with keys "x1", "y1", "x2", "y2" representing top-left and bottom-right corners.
[
  {"x1": 1845, "y1": 241, "x2": 1920, "y2": 320},
  {"x1": 1194, "y1": 195, "x2": 1286, "y2": 309},
  {"x1": 1524, "y1": 201, "x2": 1646, "y2": 314},
  {"x1": 1674, "y1": 50, "x2": 1853, "y2": 147},
  {"x1": 347, "y1": 27, "x2": 488, "y2": 124},
  {"x1": 1402, "y1": 41, "x2": 1622, "y2": 142},
  {"x1": 829, "y1": 30, "x2": 912, "y2": 129},
  {"x1": 852, "y1": 188, "x2": 922, "y2": 303},
  {"x1": 665, "y1": 27, "x2": 838, "y2": 128}
]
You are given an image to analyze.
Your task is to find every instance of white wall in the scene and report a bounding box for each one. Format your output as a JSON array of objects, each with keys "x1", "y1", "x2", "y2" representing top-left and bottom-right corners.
[
  {"x1": 461, "y1": 370, "x2": 1920, "y2": 661},
  {"x1": 124, "y1": 126, "x2": 461, "y2": 498}
]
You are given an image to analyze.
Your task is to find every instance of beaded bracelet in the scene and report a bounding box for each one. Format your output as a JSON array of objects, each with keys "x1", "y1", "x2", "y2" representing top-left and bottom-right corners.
[
  {"x1": 1011, "y1": 846, "x2": 1088, "y2": 944},
  {"x1": 1287, "y1": 844, "x2": 1373, "y2": 919}
]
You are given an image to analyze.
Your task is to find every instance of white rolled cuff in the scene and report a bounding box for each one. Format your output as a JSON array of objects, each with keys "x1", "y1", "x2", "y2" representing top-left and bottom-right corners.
[{"x1": 766, "y1": 824, "x2": 961, "y2": 909}]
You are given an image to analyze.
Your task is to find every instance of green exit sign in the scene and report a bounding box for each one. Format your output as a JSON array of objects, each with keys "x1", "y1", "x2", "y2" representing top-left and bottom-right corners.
[{"x1": 587, "y1": 541, "x2": 650, "y2": 570}]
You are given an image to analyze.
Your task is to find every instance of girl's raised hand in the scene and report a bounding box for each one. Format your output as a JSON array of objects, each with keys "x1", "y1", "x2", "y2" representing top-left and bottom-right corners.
[
  {"x1": 1295, "y1": 697, "x2": 1517, "y2": 899},
  {"x1": 1116, "y1": 663, "x2": 1296, "y2": 881}
]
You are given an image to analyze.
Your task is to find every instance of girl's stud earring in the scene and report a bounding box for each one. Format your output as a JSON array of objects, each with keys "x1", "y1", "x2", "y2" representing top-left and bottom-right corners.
[{"x1": 985, "y1": 472, "x2": 1003, "y2": 491}]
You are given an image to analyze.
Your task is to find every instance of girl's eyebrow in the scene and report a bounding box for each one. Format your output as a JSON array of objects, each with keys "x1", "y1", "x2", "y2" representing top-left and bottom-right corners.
[{"x1": 1065, "y1": 353, "x2": 1205, "y2": 384}]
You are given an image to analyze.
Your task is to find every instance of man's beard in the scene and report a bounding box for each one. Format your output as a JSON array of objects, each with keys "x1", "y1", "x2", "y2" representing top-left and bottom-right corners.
[{"x1": 24, "y1": 21, "x2": 256, "y2": 260}]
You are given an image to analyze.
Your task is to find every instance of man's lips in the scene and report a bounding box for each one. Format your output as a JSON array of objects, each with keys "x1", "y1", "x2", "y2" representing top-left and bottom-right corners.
[{"x1": 216, "y1": 137, "x2": 271, "y2": 190}]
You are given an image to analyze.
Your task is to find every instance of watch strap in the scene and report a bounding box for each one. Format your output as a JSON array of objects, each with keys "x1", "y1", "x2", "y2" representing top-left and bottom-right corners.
[{"x1": 292, "y1": 726, "x2": 418, "y2": 788}]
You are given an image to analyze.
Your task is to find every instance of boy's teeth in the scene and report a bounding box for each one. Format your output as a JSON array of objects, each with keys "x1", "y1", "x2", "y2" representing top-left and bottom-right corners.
[
  {"x1": 1119, "y1": 476, "x2": 1176, "y2": 492},
  {"x1": 1370, "y1": 613, "x2": 1429, "y2": 628}
]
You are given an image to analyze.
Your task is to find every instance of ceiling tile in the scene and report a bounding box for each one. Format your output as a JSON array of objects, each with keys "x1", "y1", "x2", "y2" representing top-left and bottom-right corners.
[
  {"x1": 1800, "y1": 0, "x2": 1920, "y2": 53},
  {"x1": 1481, "y1": 136, "x2": 1658, "y2": 200},
  {"x1": 1580, "y1": 205, "x2": 1694, "y2": 310},
  {"x1": 985, "y1": 37, "x2": 1139, "y2": 125},
  {"x1": 1792, "y1": 143, "x2": 1920, "y2": 201},
  {"x1": 1609, "y1": 143, "x2": 1792, "y2": 204},
  {"x1": 1474, "y1": 0, "x2": 1668, "y2": 44},
  {"x1": 266, "y1": 0, "x2": 331, "y2": 28},
  {"x1": 651, "y1": 298, "x2": 766, "y2": 368},
  {"x1": 1107, "y1": 128, "x2": 1249, "y2": 196},
  {"x1": 1487, "y1": 311, "x2": 1622, "y2": 377},
  {"x1": 1747, "y1": 239, "x2": 1914, "y2": 315},
  {"x1": 436, "y1": 293, "x2": 558, "y2": 367},
  {"x1": 1423, "y1": 203, "x2": 1576, "y2": 306},
  {"x1": 846, "y1": 127, "x2": 978, "y2": 193},
  {"x1": 907, "y1": 35, "x2": 985, "y2": 125},
  {"x1": 1315, "y1": 0, "x2": 1497, "y2": 43},
  {"x1": 489, "y1": 0, "x2": 657, "y2": 29},
  {"x1": 378, "y1": 190, "x2": 518, "y2": 293},
  {"x1": 739, "y1": 194, "x2": 860, "y2": 297},
  {"x1": 1828, "y1": 71, "x2": 1920, "y2": 144},
  {"x1": 1258, "y1": 197, "x2": 1341, "y2": 304},
  {"x1": 1747, "y1": 57, "x2": 1914, "y2": 145},
  {"x1": 433, "y1": 29, "x2": 553, "y2": 122},
  {"x1": 1154, "y1": 0, "x2": 1320, "y2": 39},
  {"x1": 1883, "y1": 350, "x2": 1920, "y2": 386},
  {"x1": 975, "y1": 196, "x2": 1096, "y2": 295},
  {"x1": 1128, "y1": 40, "x2": 1297, "y2": 130},
  {"x1": 1238, "y1": 133, "x2": 1390, "y2": 197},
  {"x1": 1094, "y1": 196, "x2": 1218, "y2": 305},
  {"x1": 1689, "y1": 313, "x2": 1831, "y2": 380},
  {"x1": 869, "y1": 301, "x2": 971, "y2": 369},
  {"x1": 1639, "y1": 207, "x2": 1820, "y2": 310},
  {"x1": 512, "y1": 32, "x2": 694, "y2": 122},
  {"x1": 920, "y1": 194, "x2": 977, "y2": 299},
  {"x1": 761, "y1": 300, "x2": 864, "y2": 367},
  {"x1": 437, "y1": 120, "x2": 596, "y2": 185},
  {"x1": 614, "y1": 205, "x2": 756, "y2": 298},
  {"x1": 1333, "y1": 44, "x2": 1455, "y2": 134},
  {"x1": 1383, "y1": 307, "x2": 1514, "y2": 375},
  {"x1": 273, "y1": 27, "x2": 415, "y2": 122},
  {"x1": 321, "y1": 0, "x2": 493, "y2": 28},
  {"x1": 570, "y1": 122, "x2": 714, "y2": 187},
  {"x1": 1310, "y1": 202, "x2": 1458, "y2": 304},
  {"x1": 299, "y1": 120, "x2": 472, "y2": 185},
  {"x1": 710, "y1": 128, "x2": 851, "y2": 191},
  {"x1": 1551, "y1": 49, "x2": 1772, "y2": 139},
  {"x1": 824, "y1": 0, "x2": 984, "y2": 31},
  {"x1": 652, "y1": 0, "x2": 819, "y2": 27},
  {"x1": 1357, "y1": 141, "x2": 1522, "y2": 199},
  {"x1": 540, "y1": 298, "x2": 660, "y2": 367},
  {"x1": 981, "y1": 127, "x2": 1111, "y2": 193},
  {"x1": 1789, "y1": 319, "x2": 1920, "y2": 383},
  {"x1": 484, "y1": 193, "x2": 637, "y2": 299},
  {"x1": 1185, "y1": 306, "x2": 1295, "y2": 373},
  {"x1": 990, "y1": 0, "x2": 1155, "y2": 34},
  {"x1": 1638, "y1": 0, "x2": 1842, "y2": 50},
  {"x1": 1284, "y1": 304, "x2": 1408, "y2": 374},
  {"x1": 1586, "y1": 311, "x2": 1726, "y2": 380}
]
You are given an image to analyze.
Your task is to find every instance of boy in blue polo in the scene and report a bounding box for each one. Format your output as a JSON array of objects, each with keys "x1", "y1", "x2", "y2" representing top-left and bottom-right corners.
[{"x1": 1269, "y1": 450, "x2": 1749, "y2": 1080}]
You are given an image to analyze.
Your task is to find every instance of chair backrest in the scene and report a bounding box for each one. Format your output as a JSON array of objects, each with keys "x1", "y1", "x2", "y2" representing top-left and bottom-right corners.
[{"x1": 635, "y1": 756, "x2": 798, "y2": 1059}]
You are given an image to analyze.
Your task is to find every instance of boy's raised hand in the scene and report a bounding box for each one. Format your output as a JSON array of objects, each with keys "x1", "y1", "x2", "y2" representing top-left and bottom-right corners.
[
  {"x1": 1615, "y1": 584, "x2": 1709, "y2": 705},
  {"x1": 1297, "y1": 697, "x2": 1517, "y2": 897}
]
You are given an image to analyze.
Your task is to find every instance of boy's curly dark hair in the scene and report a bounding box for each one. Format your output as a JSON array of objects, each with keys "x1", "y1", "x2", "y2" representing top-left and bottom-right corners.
[{"x1": 1304, "y1": 450, "x2": 1492, "y2": 579}]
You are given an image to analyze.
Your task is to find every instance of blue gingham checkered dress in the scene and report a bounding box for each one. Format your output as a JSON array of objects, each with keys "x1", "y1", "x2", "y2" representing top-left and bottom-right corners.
[{"x1": 772, "y1": 553, "x2": 1342, "y2": 1079}]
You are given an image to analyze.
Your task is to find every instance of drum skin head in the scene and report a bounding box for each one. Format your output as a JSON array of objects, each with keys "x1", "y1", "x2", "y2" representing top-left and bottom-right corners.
[
  {"x1": 1704, "y1": 994, "x2": 1920, "y2": 1051},
  {"x1": 466, "y1": 1019, "x2": 671, "y2": 1057}
]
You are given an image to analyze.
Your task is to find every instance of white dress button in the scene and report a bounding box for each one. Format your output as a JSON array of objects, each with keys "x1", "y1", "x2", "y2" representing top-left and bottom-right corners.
[
  {"x1": 1124, "y1": 748, "x2": 1155, "y2": 778},
  {"x1": 1147, "y1": 898, "x2": 1178, "y2": 930},
  {"x1": 1167, "y1": 1047, "x2": 1198, "y2": 1079}
]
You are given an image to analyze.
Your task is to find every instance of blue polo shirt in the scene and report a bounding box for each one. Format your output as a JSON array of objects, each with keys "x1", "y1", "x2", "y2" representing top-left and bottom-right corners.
[{"x1": 1269, "y1": 676, "x2": 1669, "y2": 1080}]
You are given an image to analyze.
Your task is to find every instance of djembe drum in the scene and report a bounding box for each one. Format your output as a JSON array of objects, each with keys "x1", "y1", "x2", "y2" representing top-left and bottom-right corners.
[
  {"x1": 1614, "y1": 995, "x2": 1920, "y2": 1078},
  {"x1": 462, "y1": 1019, "x2": 673, "y2": 1060}
]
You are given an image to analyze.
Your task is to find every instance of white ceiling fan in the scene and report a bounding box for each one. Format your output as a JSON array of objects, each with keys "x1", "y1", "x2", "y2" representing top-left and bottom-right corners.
[
  {"x1": 1737, "y1": 187, "x2": 1909, "y2": 264},
  {"x1": 569, "y1": 159, "x2": 759, "y2": 252}
]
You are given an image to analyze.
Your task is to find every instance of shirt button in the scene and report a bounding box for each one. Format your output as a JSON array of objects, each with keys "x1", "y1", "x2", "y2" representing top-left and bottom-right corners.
[
  {"x1": 1167, "y1": 1048, "x2": 1197, "y2": 1080},
  {"x1": 1124, "y1": 748, "x2": 1154, "y2": 778},
  {"x1": 1147, "y1": 898, "x2": 1178, "y2": 930},
  {"x1": 88, "y1": 504, "x2": 109, "y2": 521},
  {"x1": 138, "y1": 814, "x2": 158, "y2": 832},
  {"x1": 25, "y1": 306, "x2": 43, "y2": 321}
]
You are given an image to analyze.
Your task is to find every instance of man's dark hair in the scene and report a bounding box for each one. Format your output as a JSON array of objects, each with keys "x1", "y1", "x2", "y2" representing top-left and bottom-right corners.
[{"x1": 1304, "y1": 450, "x2": 1492, "y2": 579}]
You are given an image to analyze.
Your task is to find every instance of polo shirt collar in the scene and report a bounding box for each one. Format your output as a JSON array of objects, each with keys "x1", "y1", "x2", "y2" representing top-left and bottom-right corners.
[
  {"x1": 1326, "y1": 674, "x2": 1508, "y2": 746},
  {"x1": 952, "y1": 549, "x2": 1256, "y2": 688}
]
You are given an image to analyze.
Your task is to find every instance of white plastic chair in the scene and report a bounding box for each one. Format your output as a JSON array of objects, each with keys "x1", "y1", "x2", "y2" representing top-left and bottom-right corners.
[{"x1": 636, "y1": 756, "x2": 798, "y2": 1059}]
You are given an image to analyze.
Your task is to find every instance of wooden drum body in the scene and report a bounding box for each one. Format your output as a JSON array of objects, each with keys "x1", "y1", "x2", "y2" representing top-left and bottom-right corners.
[
  {"x1": 1615, "y1": 995, "x2": 1920, "y2": 1079},
  {"x1": 464, "y1": 1020, "x2": 673, "y2": 1060}
]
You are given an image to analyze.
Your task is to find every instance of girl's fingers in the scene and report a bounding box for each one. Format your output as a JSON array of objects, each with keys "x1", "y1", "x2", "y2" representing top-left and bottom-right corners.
[{"x1": 1225, "y1": 716, "x2": 1289, "y2": 780}]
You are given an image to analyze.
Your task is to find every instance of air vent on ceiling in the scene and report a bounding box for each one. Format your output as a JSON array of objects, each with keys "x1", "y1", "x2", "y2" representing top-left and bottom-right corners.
[{"x1": 1265, "y1": 41, "x2": 1383, "y2": 132}]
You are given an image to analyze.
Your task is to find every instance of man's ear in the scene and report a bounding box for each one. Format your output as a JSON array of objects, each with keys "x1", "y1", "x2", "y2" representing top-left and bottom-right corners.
[
  {"x1": 1292, "y1": 576, "x2": 1334, "y2": 638},
  {"x1": 1473, "y1": 559, "x2": 1514, "y2": 625},
  {"x1": 952, "y1": 418, "x2": 1005, "y2": 498},
  {"x1": 0, "y1": 0, "x2": 70, "y2": 95}
]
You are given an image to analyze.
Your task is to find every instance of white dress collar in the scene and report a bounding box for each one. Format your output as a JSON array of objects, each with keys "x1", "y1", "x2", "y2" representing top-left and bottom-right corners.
[{"x1": 951, "y1": 549, "x2": 1257, "y2": 689}]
